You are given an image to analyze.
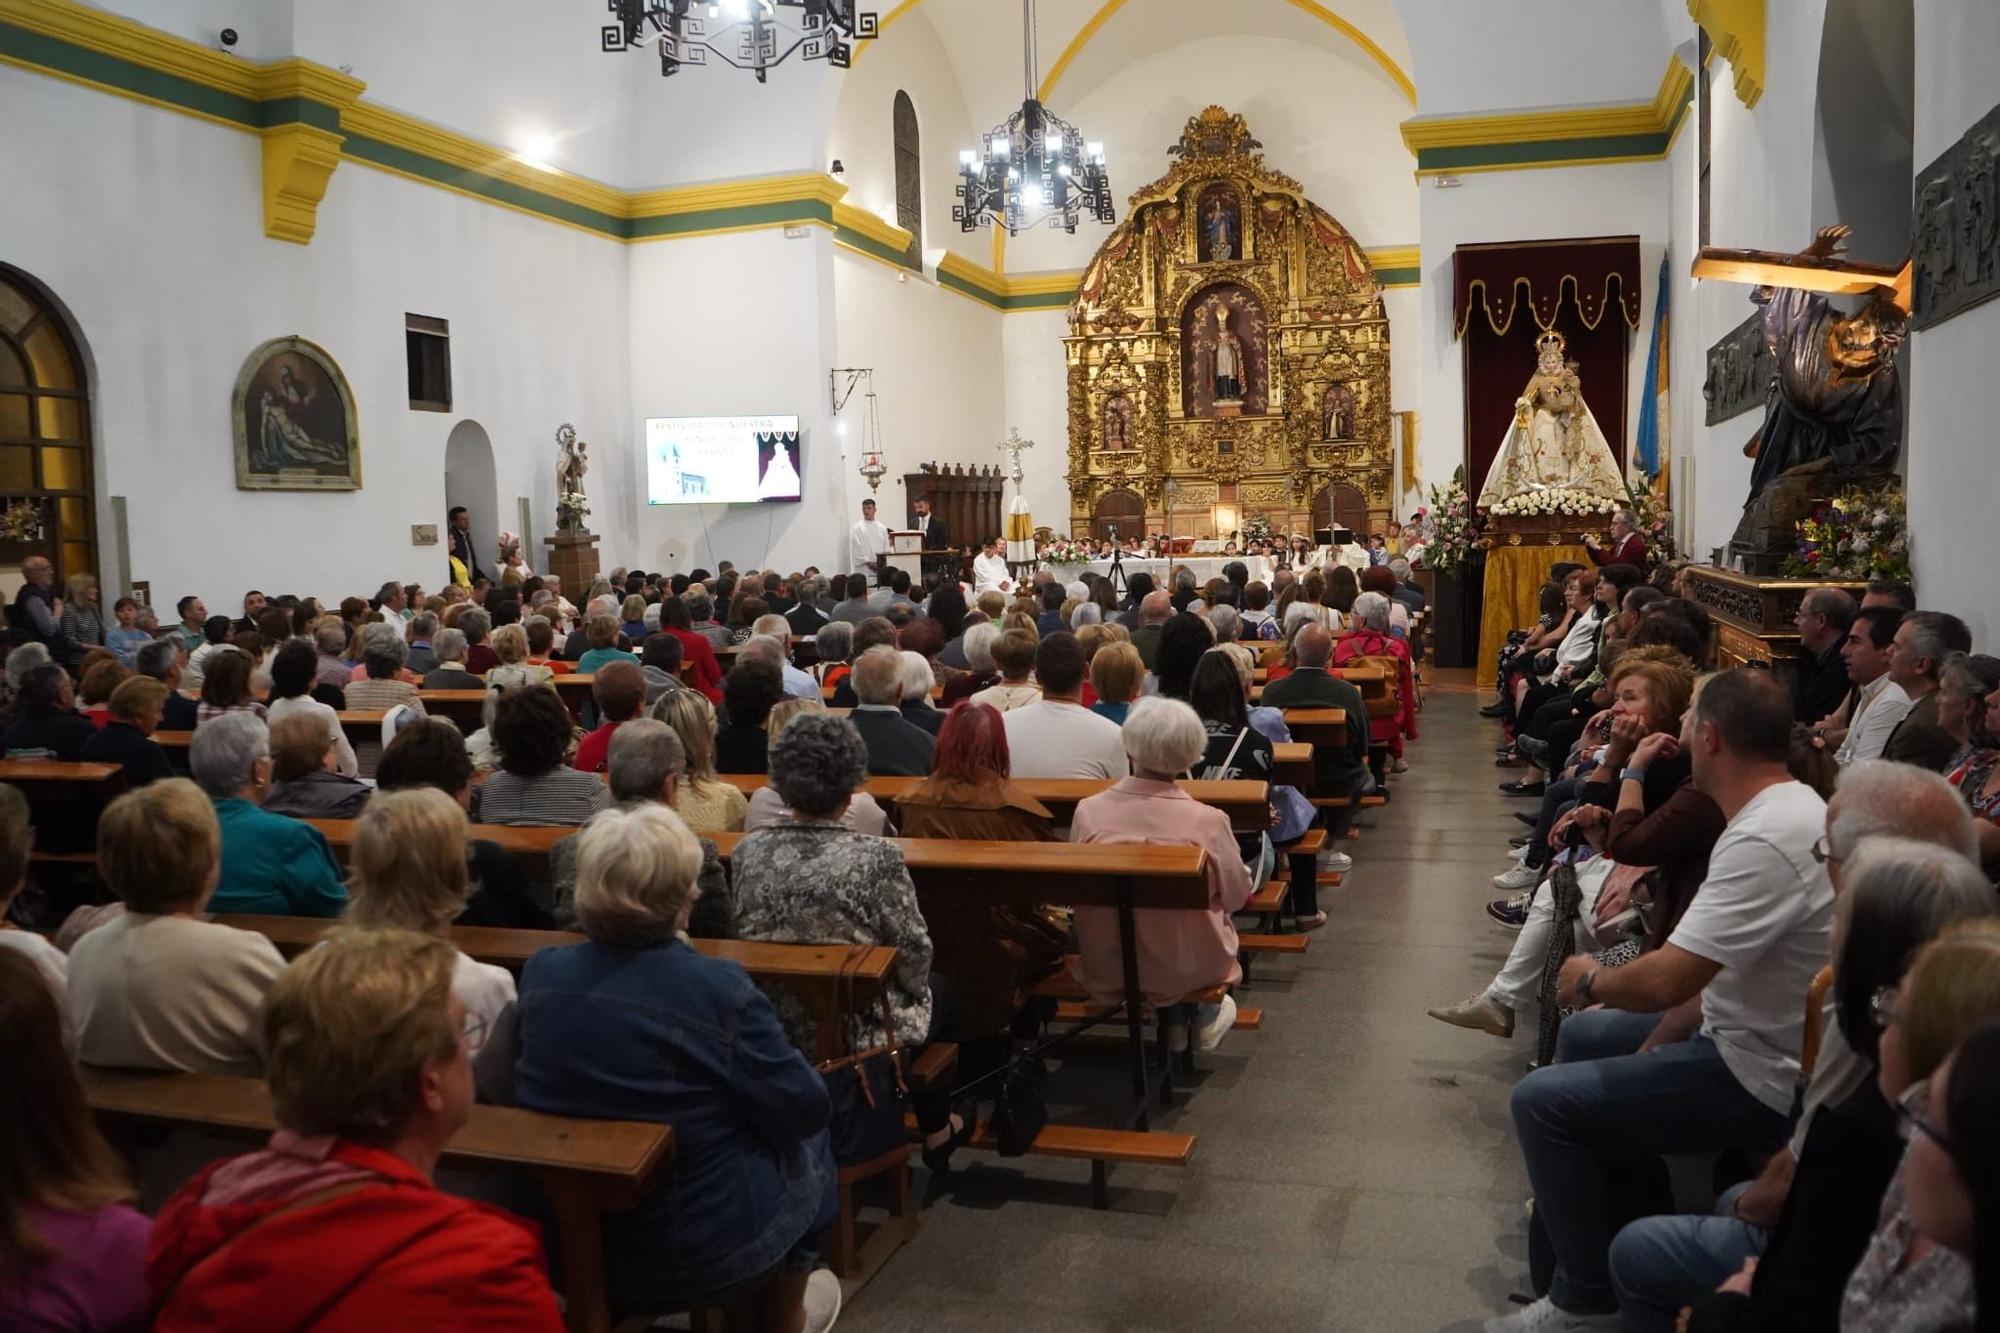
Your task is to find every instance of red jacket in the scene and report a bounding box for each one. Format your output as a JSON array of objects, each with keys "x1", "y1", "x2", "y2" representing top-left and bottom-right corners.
[
  {"x1": 1587, "y1": 533, "x2": 1646, "y2": 569},
  {"x1": 148, "y1": 1134, "x2": 564, "y2": 1333},
  {"x1": 667, "y1": 628, "x2": 724, "y2": 702}
]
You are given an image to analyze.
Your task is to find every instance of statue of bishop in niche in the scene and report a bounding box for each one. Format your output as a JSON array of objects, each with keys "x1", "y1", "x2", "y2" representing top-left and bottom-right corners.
[{"x1": 1212, "y1": 308, "x2": 1245, "y2": 405}]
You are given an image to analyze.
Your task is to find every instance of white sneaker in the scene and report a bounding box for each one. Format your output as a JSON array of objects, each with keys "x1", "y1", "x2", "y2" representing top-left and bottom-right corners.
[
  {"x1": 1391, "y1": 756, "x2": 1409, "y2": 773},
  {"x1": 1509, "y1": 843, "x2": 1533, "y2": 863},
  {"x1": 802, "y1": 1268, "x2": 843, "y2": 1333},
  {"x1": 1491, "y1": 864, "x2": 1540, "y2": 891},
  {"x1": 1322, "y1": 850, "x2": 1354, "y2": 873},
  {"x1": 1482, "y1": 1297, "x2": 1620, "y2": 1333},
  {"x1": 1194, "y1": 993, "x2": 1237, "y2": 1053}
]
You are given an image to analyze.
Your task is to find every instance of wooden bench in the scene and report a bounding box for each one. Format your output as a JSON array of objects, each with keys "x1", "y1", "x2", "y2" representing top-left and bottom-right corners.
[
  {"x1": 213, "y1": 913, "x2": 919, "y2": 1286},
  {"x1": 712, "y1": 773, "x2": 1272, "y2": 833},
  {"x1": 0, "y1": 759, "x2": 128, "y2": 855},
  {"x1": 81, "y1": 1065, "x2": 672, "y2": 1333},
  {"x1": 1271, "y1": 742, "x2": 1313, "y2": 788}
]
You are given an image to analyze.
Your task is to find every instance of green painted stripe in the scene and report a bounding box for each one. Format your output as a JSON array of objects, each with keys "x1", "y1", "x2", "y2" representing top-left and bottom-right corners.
[
  {"x1": 835, "y1": 224, "x2": 914, "y2": 270},
  {"x1": 1416, "y1": 130, "x2": 1669, "y2": 172},
  {"x1": 1001, "y1": 287, "x2": 1075, "y2": 311},
  {"x1": 340, "y1": 133, "x2": 630, "y2": 236},
  {"x1": 936, "y1": 265, "x2": 1004, "y2": 309},
  {"x1": 258, "y1": 95, "x2": 343, "y2": 134},
  {"x1": 629, "y1": 196, "x2": 834, "y2": 239},
  {"x1": 1375, "y1": 266, "x2": 1421, "y2": 288},
  {"x1": 0, "y1": 18, "x2": 261, "y2": 125}
]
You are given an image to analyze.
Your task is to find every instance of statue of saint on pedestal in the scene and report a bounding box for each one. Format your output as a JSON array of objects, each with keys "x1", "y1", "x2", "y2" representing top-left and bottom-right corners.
[
  {"x1": 555, "y1": 423, "x2": 591, "y2": 533},
  {"x1": 1212, "y1": 308, "x2": 1244, "y2": 404},
  {"x1": 1203, "y1": 195, "x2": 1237, "y2": 261},
  {"x1": 1476, "y1": 330, "x2": 1625, "y2": 506}
]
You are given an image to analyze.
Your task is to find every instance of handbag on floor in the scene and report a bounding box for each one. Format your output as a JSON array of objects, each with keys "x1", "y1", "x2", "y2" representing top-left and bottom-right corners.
[{"x1": 988, "y1": 1051, "x2": 1049, "y2": 1157}]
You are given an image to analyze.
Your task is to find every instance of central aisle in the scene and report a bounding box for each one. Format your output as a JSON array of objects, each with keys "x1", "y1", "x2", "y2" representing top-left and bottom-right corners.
[{"x1": 840, "y1": 674, "x2": 1534, "y2": 1331}]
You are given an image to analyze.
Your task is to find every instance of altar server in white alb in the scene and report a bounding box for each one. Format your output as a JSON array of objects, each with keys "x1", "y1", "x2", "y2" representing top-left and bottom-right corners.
[
  {"x1": 847, "y1": 498, "x2": 889, "y2": 578},
  {"x1": 972, "y1": 538, "x2": 1014, "y2": 595}
]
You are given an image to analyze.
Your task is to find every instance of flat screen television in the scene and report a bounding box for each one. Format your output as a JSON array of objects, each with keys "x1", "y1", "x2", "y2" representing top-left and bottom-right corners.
[{"x1": 645, "y1": 415, "x2": 801, "y2": 505}]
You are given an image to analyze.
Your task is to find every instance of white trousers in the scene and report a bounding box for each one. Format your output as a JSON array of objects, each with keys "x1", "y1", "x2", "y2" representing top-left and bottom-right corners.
[{"x1": 1487, "y1": 858, "x2": 1616, "y2": 1011}]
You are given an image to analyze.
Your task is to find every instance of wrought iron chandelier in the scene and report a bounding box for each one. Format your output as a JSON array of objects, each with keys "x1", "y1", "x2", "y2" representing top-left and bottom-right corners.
[
  {"x1": 953, "y1": 0, "x2": 1113, "y2": 236},
  {"x1": 601, "y1": 0, "x2": 878, "y2": 82}
]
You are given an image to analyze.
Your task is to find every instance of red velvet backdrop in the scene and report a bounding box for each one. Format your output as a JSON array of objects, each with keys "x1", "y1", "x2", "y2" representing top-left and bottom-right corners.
[{"x1": 1454, "y1": 237, "x2": 1642, "y2": 493}]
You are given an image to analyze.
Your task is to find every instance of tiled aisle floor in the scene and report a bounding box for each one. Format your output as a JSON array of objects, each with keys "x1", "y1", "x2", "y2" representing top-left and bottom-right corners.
[{"x1": 839, "y1": 671, "x2": 1537, "y2": 1332}]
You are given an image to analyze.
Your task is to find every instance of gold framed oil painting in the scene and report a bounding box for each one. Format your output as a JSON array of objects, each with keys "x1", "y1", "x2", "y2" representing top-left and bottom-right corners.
[{"x1": 231, "y1": 336, "x2": 361, "y2": 491}]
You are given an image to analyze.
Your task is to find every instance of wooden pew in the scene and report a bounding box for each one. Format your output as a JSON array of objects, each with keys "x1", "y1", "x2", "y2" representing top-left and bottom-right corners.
[
  {"x1": 81, "y1": 1065, "x2": 672, "y2": 1333},
  {"x1": 0, "y1": 758, "x2": 127, "y2": 854},
  {"x1": 1271, "y1": 742, "x2": 1313, "y2": 788},
  {"x1": 711, "y1": 773, "x2": 1271, "y2": 832}
]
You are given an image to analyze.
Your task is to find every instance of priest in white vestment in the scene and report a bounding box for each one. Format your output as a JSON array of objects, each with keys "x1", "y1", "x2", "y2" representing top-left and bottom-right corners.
[{"x1": 847, "y1": 498, "x2": 889, "y2": 576}]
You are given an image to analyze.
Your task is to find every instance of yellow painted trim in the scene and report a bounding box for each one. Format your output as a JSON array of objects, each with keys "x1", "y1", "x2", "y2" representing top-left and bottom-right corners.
[
  {"x1": 340, "y1": 102, "x2": 629, "y2": 218},
  {"x1": 633, "y1": 217, "x2": 837, "y2": 245},
  {"x1": 248, "y1": 57, "x2": 366, "y2": 107},
  {"x1": 1687, "y1": 0, "x2": 1763, "y2": 109},
  {"x1": 1414, "y1": 151, "x2": 1683, "y2": 179},
  {"x1": 991, "y1": 226, "x2": 1005, "y2": 276},
  {"x1": 1004, "y1": 272, "x2": 1084, "y2": 297},
  {"x1": 850, "y1": 0, "x2": 925, "y2": 62},
  {"x1": 831, "y1": 199, "x2": 914, "y2": 252},
  {"x1": 1036, "y1": 0, "x2": 1131, "y2": 101},
  {"x1": 937, "y1": 252, "x2": 1007, "y2": 302},
  {"x1": 336, "y1": 153, "x2": 635, "y2": 244},
  {"x1": 1363, "y1": 245, "x2": 1420, "y2": 270},
  {"x1": 627, "y1": 172, "x2": 846, "y2": 218},
  {"x1": 1276, "y1": 0, "x2": 1416, "y2": 105},
  {"x1": 0, "y1": 0, "x2": 262, "y2": 97},
  {"x1": 261, "y1": 124, "x2": 345, "y2": 244},
  {"x1": 1402, "y1": 58, "x2": 1690, "y2": 153},
  {"x1": 0, "y1": 48, "x2": 255, "y2": 137}
]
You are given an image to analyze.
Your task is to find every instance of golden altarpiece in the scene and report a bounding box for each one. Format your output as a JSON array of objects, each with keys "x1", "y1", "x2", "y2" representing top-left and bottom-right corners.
[{"x1": 1065, "y1": 107, "x2": 1391, "y2": 541}]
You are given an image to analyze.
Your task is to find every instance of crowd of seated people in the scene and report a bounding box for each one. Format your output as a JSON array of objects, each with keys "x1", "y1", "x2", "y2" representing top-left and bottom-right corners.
[
  {"x1": 0, "y1": 545, "x2": 1438, "y2": 1329},
  {"x1": 1457, "y1": 559, "x2": 2000, "y2": 1332}
]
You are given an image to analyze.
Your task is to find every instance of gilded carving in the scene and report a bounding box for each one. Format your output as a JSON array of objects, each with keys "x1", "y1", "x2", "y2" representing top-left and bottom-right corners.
[{"x1": 1065, "y1": 107, "x2": 1391, "y2": 538}]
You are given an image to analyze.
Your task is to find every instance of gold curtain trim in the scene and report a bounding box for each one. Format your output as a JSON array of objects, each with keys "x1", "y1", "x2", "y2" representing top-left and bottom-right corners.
[
  {"x1": 1475, "y1": 543, "x2": 1594, "y2": 688},
  {"x1": 1454, "y1": 272, "x2": 1641, "y2": 338}
]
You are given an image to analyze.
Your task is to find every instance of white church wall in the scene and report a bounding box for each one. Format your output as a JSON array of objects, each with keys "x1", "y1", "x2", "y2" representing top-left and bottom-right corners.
[
  {"x1": 1000, "y1": 310, "x2": 1070, "y2": 543},
  {"x1": 831, "y1": 254, "x2": 1007, "y2": 531},
  {"x1": 1414, "y1": 160, "x2": 1671, "y2": 509},
  {"x1": 1003, "y1": 34, "x2": 1419, "y2": 276},
  {"x1": 624, "y1": 229, "x2": 843, "y2": 577},
  {"x1": 826, "y1": 7, "x2": 990, "y2": 269},
  {"x1": 0, "y1": 66, "x2": 631, "y2": 610},
  {"x1": 1400, "y1": 0, "x2": 1667, "y2": 116},
  {"x1": 1906, "y1": 0, "x2": 2000, "y2": 644}
]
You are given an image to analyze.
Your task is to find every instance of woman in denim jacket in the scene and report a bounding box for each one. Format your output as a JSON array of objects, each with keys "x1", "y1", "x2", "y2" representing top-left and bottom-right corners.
[{"x1": 515, "y1": 802, "x2": 842, "y2": 1329}]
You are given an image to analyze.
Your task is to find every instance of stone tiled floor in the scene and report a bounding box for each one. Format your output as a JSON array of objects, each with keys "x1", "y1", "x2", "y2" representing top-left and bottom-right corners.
[{"x1": 839, "y1": 672, "x2": 1537, "y2": 1332}]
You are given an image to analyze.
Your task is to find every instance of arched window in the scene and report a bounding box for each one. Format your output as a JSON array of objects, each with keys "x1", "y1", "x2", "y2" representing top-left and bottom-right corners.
[
  {"x1": 892, "y1": 91, "x2": 922, "y2": 270},
  {"x1": 0, "y1": 268, "x2": 94, "y2": 585}
]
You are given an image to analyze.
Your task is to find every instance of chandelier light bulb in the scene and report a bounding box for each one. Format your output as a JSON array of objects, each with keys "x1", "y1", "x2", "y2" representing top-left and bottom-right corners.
[
  {"x1": 1058, "y1": 162, "x2": 1072, "y2": 177},
  {"x1": 1087, "y1": 142, "x2": 1104, "y2": 163},
  {"x1": 960, "y1": 149, "x2": 976, "y2": 167},
  {"x1": 1021, "y1": 182, "x2": 1043, "y2": 208}
]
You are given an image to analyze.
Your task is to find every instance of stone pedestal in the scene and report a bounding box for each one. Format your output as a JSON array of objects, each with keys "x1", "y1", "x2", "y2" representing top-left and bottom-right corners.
[{"x1": 544, "y1": 529, "x2": 600, "y2": 593}]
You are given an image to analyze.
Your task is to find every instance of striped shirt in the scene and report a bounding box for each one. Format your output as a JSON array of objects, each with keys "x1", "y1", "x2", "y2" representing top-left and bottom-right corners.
[
  {"x1": 478, "y1": 768, "x2": 613, "y2": 827},
  {"x1": 341, "y1": 678, "x2": 427, "y2": 716}
]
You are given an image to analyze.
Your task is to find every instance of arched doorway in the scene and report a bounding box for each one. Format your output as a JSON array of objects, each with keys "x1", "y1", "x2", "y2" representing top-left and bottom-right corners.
[
  {"x1": 0, "y1": 267, "x2": 95, "y2": 593},
  {"x1": 1310, "y1": 483, "x2": 1369, "y2": 540},
  {"x1": 1091, "y1": 488, "x2": 1144, "y2": 543},
  {"x1": 443, "y1": 420, "x2": 498, "y2": 582}
]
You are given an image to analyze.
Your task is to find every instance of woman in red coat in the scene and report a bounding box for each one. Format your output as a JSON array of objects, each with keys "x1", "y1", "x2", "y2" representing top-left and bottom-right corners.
[
  {"x1": 1334, "y1": 591, "x2": 1418, "y2": 766},
  {"x1": 659, "y1": 594, "x2": 724, "y2": 702},
  {"x1": 147, "y1": 929, "x2": 565, "y2": 1332}
]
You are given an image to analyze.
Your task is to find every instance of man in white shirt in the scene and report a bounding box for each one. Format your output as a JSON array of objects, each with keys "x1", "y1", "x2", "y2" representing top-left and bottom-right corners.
[
  {"x1": 1833, "y1": 605, "x2": 1911, "y2": 766},
  {"x1": 847, "y1": 498, "x2": 889, "y2": 578},
  {"x1": 1487, "y1": 669, "x2": 1833, "y2": 1333},
  {"x1": 1003, "y1": 633, "x2": 1128, "y2": 780},
  {"x1": 972, "y1": 538, "x2": 1013, "y2": 595},
  {"x1": 744, "y1": 621, "x2": 817, "y2": 700}
]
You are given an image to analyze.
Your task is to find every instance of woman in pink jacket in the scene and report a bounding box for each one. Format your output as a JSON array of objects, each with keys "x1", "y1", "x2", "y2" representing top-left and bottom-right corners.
[{"x1": 1068, "y1": 695, "x2": 1253, "y2": 1054}]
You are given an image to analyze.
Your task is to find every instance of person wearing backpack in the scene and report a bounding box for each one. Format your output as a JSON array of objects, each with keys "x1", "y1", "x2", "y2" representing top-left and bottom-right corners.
[{"x1": 1336, "y1": 592, "x2": 1417, "y2": 773}]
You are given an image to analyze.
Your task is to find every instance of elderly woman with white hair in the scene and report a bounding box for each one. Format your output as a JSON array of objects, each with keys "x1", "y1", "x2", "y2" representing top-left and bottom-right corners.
[
  {"x1": 1068, "y1": 696, "x2": 1253, "y2": 1052},
  {"x1": 342, "y1": 624, "x2": 427, "y2": 716},
  {"x1": 1335, "y1": 589, "x2": 1417, "y2": 771},
  {"x1": 516, "y1": 802, "x2": 840, "y2": 1323},
  {"x1": 1206, "y1": 604, "x2": 1258, "y2": 676},
  {"x1": 897, "y1": 648, "x2": 944, "y2": 736},
  {"x1": 1069, "y1": 600, "x2": 1103, "y2": 632},
  {"x1": 420, "y1": 626, "x2": 480, "y2": 690},
  {"x1": 189, "y1": 711, "x2": 347, "y2": 918},
  {"x1": 941, "y1": 620, "x2": 1003, "y2": 706}
]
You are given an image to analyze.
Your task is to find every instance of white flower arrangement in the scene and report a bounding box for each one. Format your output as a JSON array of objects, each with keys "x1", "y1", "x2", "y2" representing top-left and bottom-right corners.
[
  {"x1": 1487, "y1": 486, "x2": 1618, "y2": 518},
  {"x1": 1040, "y1": 536, "x2": 1091, "y2": 566}
]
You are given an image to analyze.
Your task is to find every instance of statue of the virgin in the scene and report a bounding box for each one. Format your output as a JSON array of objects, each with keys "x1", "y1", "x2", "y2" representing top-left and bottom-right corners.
[{"x1": 1476, "y1": 329, "x2": 1626, "y2": 506}]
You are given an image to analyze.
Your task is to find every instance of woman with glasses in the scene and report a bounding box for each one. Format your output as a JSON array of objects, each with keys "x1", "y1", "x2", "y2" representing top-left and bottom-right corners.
[
  {"x1": 1655, "y1": 894, "x2": 2000, "y2": 1333},
  {"x1": 148, "y1": 929, "x2": 565, "y2": 1330},
  {"x1": 345, "y1": 787, "x2": 518, "y2": 1105},
  {"x1": 1892, "y1": 1020, "x2": 2000, "y2": 1333}
]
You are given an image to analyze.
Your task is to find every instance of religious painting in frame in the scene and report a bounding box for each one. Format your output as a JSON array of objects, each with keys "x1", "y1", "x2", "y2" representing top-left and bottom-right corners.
[{"x1": 231, "y1": 336, "x2": 361, "y2": 491}]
